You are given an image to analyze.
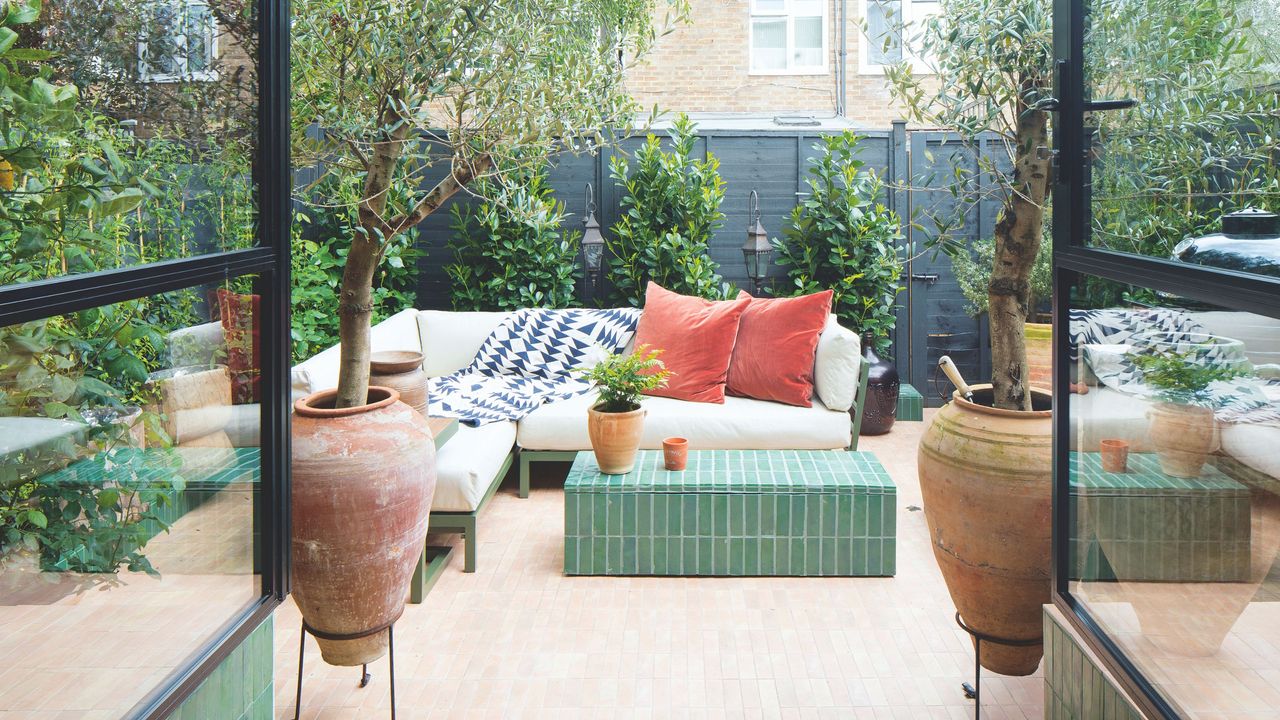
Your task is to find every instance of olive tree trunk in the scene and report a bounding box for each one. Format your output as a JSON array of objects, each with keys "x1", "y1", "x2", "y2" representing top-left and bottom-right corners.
[
  {"x1": 331, "y1": 127, "x2": 492, "y2": 409},
  {"x1": 988, "y1": 106, "x2": 1051, "y2": 411}
]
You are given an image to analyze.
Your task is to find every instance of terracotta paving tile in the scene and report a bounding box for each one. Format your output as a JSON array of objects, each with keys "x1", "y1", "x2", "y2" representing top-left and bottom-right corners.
[{"x1": 273, "y1": 414, "x2": 1050, "y2": 718}]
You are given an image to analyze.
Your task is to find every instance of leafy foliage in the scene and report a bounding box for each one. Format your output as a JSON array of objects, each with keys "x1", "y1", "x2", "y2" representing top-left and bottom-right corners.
[
  {"x1": 447, "y1": 163, "x2": 580, "y2": 311},
  {"x1": 581, "y1": 345, "x2": 671, "y2": 412},
  {"x1": 292, "y1": 174, "x2": 420, "y2": 363},
  {"x1": 951, "y1": 235, "x2": 1053, "y2": 318},
  {"x1": 1127, "y1": 349, "x2": 1245, "y2": 405},
  {"x1": 774, "y1": 133, "x2": 903, "y2": 354},
  {"x1": 606, "y1": 114, "x2": 730, "y2": 307},
  {"x1": 291, "y1": 0, "x2": 687, "y2": 405}
]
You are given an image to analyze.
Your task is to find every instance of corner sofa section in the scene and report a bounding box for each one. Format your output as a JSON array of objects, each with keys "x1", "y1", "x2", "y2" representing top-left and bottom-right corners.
[{"x1": 291, "y1": 307, "x2": 868, "y2": 576}]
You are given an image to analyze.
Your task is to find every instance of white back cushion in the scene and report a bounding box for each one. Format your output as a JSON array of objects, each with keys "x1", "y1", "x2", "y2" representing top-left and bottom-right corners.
[
  {"x1": 416, "y1": 310, "x2": 512, "y2": 377},
  {"x1": 292, "y1": 308, "x2": 423, "y2": 395},
  {"x1": 813, "y1": 315, "x2": 862, "y2": 412}
]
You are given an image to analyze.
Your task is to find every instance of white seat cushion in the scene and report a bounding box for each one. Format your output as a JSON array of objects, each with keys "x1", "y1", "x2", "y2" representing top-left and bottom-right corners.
[
  {"x1": 433, "y1": 421, "x2": 516, "y2": 512},
  {"x1": 1069, "y1": 386, "x2": 1153, "y2": 452},
  {"x1": 1221, "y1": 422, "x2": 1280, "y2": 481},
  {"x1": 516, "y1": 394, "x2": 851, "y2": 451}
]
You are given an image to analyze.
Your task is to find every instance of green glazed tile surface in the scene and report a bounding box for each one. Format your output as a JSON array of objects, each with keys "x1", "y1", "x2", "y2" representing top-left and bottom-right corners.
[{"x1": 565, "y1": 450, "x2": 896, "y2": 577}]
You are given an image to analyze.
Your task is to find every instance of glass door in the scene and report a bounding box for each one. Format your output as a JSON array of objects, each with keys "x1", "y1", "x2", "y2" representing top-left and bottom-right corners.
[{"x1": 1052, "y1": 0, "x2": 1280, "y2": 717}]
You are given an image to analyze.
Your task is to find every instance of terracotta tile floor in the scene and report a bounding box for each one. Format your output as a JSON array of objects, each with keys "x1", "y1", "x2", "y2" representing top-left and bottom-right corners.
[{"x1": 273, "y1": 412, "x2": 1047, "y2": 719}]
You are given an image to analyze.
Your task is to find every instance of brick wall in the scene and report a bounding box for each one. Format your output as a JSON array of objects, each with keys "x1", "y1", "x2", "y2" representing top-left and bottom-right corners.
[{"x1": 625, "y1": 0, "x2": 908, "y2": 126}]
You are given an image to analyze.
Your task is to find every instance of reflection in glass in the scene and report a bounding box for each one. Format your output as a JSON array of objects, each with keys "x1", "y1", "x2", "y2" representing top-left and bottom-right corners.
[
  {"x1": 0, "y1": 0, "x2": 258, "y2": 287},
  {"x1": 1068, "y1": 277, "x2": 1280, "y2": 718},
  {"x1": 1082, "y1": 0, "x2": 1279, "y2": 271},
  {"x1": 0, "y1": 280, "x2": 262, "y2": 715}
]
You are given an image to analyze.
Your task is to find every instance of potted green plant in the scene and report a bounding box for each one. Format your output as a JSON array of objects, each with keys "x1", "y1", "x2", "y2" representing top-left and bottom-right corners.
[
  {"x1": 580, "y1": 346, "x2": 671, "y2": 474},
  {"x1": 1127, "y1": 349, "x2": 1243, "y2": 477}
]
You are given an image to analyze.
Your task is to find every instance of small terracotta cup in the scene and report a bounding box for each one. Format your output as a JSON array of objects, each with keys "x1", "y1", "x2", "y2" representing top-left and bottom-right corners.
[
  {"x1": 662, "y1": 437, "x2": 689, "y2": 471},
  {"x1": 1100, "y1": 439, "x2": 1130, "y2": 473}
]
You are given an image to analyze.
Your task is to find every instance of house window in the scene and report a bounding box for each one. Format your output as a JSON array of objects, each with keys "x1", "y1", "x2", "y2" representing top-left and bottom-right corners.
[
  {"x1": 139, "y1": 0, "x2": 217, "y2": 82},
  {"x1": 749, "y1": 0, "x2": 828, "y2": 75},
  {"x1": 862, "y1": 0, "x2": 940, "y2": 72}
]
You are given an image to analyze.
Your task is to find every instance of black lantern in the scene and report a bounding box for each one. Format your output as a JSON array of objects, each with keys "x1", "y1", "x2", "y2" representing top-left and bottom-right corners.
[
  {"x1": 581, "y1": 183, "x2": 605, "y2": 290},
  {"x1": 743, "y1": 189, "x2": 772, "y2": 294}
]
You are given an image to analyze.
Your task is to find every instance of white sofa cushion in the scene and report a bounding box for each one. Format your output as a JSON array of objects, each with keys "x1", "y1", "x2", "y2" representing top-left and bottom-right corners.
[
  {"x1": 517, "y1": 393, "x2": 851, "y2": 451},
  {"x1": 433, "y1": 421, "x2": 516, "y2": 512},
  {"x1": 813, "y1": 315, "x2": 862, "y2": 412},
  {"x1": 293, "y1": 308, "x2": 424, "y2": 395},
  {"x1": 1068, "y1": 386, "x2": 1153, "y2": 453},
  {"x1": 417, "y1": 310, "x2": 512, "y2": 377},
  {"x1": 1221, "y1": 421, "x2": 1280, "y2": 481}
]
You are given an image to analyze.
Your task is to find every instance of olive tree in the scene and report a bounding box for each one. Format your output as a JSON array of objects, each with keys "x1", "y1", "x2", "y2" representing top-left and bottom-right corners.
[
  {"x1": 292, "y1": 0, "x2": 685, "y2": 408},
  {"x1": 884, "y1": 0, "x2": 1278, "y2": 410}
]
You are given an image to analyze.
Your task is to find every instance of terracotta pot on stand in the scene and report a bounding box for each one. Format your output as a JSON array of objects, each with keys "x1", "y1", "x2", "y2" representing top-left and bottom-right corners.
[
  {"x1": 369, "y1": 350, "x2": 430, "y2": 416},
  {"x1": 291, "y1": 387, "x2": 437, "y2": 666},
  {"x1": 918, "y1": 384, "x2": 1053, "y2": 676},
  {"x1": 1146, "y1": 402, "x2": 1217, "y2": 478},
  {"x1": 859, "y1": 332, "x2": 900, "y2": 436},
  {"x1": 587, "y1": 405, "x2": 646, "y2": 474}
]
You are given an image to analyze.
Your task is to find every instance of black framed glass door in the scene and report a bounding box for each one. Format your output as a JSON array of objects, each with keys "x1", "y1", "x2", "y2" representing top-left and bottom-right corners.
[
  {"x1": 0, "y1": 0, "x2": 290, "y2": 717},
  {"x1": 1051, "y1": 0, "x2": 1280, "y2": 717}
]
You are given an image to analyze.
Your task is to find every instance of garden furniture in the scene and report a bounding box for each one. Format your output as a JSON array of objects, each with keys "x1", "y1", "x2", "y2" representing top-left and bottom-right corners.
[{"x1": 562, "y1": 449, "x2": 897, "y2": 576}]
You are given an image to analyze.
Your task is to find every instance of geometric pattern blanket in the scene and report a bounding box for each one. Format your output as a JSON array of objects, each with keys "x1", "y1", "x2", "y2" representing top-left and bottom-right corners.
[
  {"x1": 429, "y1": 307, "x2": 642, "y2": 426},
  {"x1": 1069, "y1": 306, "x2": 1280, "y2": 424}
]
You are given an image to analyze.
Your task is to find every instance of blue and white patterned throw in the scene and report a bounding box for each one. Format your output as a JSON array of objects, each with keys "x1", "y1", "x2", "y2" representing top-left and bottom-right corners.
[
  {"x1": 429, "y1": 307, "x2": 641, "y2": 426},
  {"x1": 1070, "y1": 307, "x2": 1280, "y2": 424}
]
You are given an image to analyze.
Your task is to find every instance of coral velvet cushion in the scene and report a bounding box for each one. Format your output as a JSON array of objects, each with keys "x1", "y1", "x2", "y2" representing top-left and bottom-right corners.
[
  {"x1": 726, "y1": 289, "x2": 833, "y2": 407},
  {"x1": 216, "y1": 288, "x2": 261, "y2": 405},
  {"x1": 633, "y1": 283, "x2": 751, "y2": 403}
]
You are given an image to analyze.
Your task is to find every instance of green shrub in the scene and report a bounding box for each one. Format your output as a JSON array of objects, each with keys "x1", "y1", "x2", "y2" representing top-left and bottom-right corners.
[
  {"x1": 774, "y1": 132, "x2": 904, "y2": 353},
  {"x1": 951, "y1": 234, "x2": 1053, "y2": 318},
  {"x1": 291, "y1": 174, "x2": 421, "y2": 363},
  {"x1": 581, "y1": 345, "x2": 671, "y2": 412},
  {"x1": 607, "y1": 114, "x2": 730, "y2": 306},
  {"x1": 446, "y1": 164, "x2": 580, "y2": 311}
]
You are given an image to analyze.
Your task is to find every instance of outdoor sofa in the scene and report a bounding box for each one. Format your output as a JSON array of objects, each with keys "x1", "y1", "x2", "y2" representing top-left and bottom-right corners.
[{"x1": 291, "y1": 307, "x2": 870, "y2": 575}]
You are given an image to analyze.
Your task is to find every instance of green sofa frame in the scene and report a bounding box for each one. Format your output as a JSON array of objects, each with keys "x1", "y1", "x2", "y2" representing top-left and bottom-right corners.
[{"x1": 516, "y1": 361, "x2": 872, "y2": 498}]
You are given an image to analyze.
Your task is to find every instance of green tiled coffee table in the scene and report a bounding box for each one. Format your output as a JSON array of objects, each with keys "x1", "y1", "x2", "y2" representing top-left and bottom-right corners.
[
  {"x1": 897, "y1": 383, "x2": 924, "y2": 422},
  {"x1": 1069, "y1": 452, "x2": 1250, "y2": 582},
  {"x1": 563, "y1": 449, "x2": 896, "y2": 577}
]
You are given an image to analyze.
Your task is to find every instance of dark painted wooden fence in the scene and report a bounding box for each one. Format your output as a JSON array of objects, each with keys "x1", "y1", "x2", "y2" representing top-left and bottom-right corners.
[{"x1": 386, "y1": 123, "x2": 1007, "y2": 405}]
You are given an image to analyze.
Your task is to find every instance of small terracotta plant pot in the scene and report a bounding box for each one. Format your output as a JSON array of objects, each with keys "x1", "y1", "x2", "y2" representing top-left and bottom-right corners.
[
  {"x1": 663, "y1": 437, "x2": 689, "y2": 471},
  {"x1": 1099, "y1": 439, "x2": 1130, "y2": 473}
]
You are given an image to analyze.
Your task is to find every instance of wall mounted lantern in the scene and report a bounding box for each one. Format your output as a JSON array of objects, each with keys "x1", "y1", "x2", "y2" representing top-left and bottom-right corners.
[
  {"x1": 743, "y1": 189, "x2": 772, "y2": 295},
  {"x1": 581, "y1": 182, "x2": 605, "y2": 290}
]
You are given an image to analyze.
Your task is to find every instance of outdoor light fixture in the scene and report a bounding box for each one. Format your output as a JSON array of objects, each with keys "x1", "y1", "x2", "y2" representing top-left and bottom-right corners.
[
  {"x1": 581, "y1": 182, "x2": 605, "y2": 290},
  {"x1": 743, "y1": 189, "x2": 772, "y2": 295}
]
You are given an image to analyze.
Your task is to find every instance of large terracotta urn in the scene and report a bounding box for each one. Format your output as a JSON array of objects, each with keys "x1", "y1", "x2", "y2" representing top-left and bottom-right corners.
[
  {"x1": 292, "y1": 387, "x2": 437, "y2": 666},
  {"x1": 1146, "y1": 402, "x2": 1217, "y2": 478},
  {"x1": 918, "y1": 384, "x2": 1053, "y2": 676},
  {"x1": 587, "y1": 405, "x2": 645, "y2": 474}
]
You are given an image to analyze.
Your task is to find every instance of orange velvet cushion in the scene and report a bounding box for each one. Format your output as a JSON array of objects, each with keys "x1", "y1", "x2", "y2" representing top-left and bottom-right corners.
[
  {"x1": 726, "y1": 289, "x2": 833, "y2": 407},
  {"x1": 633, "y1": 282, "x2": 751, "y2": 403}
]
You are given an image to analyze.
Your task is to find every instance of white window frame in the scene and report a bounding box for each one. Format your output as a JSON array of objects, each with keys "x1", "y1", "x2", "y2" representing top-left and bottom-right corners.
[
  {"x1": 747, "y1": 0, "x2": 830, "y2": 77},
  {"x1": 858, "y1": 0, "x2": 940, "y2": 75},
  {"x1": 138, "y1": 0, "x2": 219, "y2": 83}
]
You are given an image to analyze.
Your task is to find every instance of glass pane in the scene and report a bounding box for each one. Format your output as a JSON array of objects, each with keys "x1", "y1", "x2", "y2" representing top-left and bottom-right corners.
[
  {"x1": 752, "y1": 0, "x2": 787, "y2": 13},
  {"x1": 1067, "y1": 275, "x2": 1280, "y2": 718},
  {"x1": 792, "y1": 0, "x2": 825, "y2": 15},
  {"x1": 1, "y1": 0, "x2": 259, "y2": 287},
  {"x1": 793, "y1": 16, "x2": 825, "y2": 66},
  {"x1": 866, "y1": 0, "x2": 904, "y2": 65},
  {"x1": 1083, "y1": 0, "x2": 1279, "y2": 272},
  {"x1": 0, "y1": 278, "x2": 263, "y2": 715},
  {"x1": 752, "y1": 18, "x2": 787, "y2": 70}
]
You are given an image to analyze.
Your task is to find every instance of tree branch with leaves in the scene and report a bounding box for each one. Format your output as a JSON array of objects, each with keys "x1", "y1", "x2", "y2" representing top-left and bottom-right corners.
[{"x1": 292, "y1": 0, "x2": 687, "y2": 408}]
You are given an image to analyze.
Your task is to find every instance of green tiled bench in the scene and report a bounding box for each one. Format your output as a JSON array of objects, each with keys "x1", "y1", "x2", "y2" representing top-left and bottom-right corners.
[
  {"x1": 897, "y1": 383, "x2": 923, "y2": 421},
  {"x1": 563, "y1": 449, "x2": 896, "y2": 577},
  {"x1": 1069, "y1": 452, "x2": 1250, "y2": 582}
]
